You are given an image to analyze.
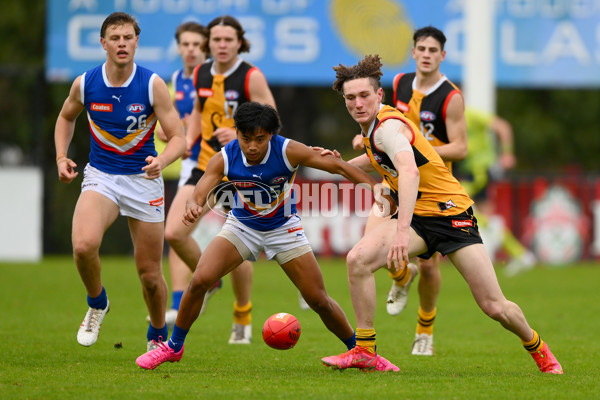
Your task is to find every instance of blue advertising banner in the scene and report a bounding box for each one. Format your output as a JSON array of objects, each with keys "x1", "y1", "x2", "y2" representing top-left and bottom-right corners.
[{"x1": 46, "y1": 0, "x2": 600, "y2": 87}]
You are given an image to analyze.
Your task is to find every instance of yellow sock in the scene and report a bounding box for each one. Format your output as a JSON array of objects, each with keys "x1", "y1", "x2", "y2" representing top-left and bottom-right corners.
[
  {"x1": 355, "y1": 328, "x2": 376, "y2": 354},
  {"x1": 522, "y1": 329, "x2": 544, "y2": 353},
  {"x1": 233, "y1": 301, "x2": 252, "y2": 325},
  {"x1": 388, "y1": 262, "x2": 410, "y2": 286},
  {"x1": 415, "y1": 307, "x2": 436, "y2": 335}
]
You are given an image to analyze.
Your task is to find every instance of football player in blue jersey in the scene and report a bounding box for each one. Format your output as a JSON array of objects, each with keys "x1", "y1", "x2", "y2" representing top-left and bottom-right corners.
[{"x1": 54, "y1": 12, "x2": 185, "y2": 351}]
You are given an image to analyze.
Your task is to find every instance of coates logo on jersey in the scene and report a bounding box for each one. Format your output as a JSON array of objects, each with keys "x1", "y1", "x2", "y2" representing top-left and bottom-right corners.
[
  {"x1": 225, "y1": 90, "x2": 240, "y2": 100},
  {"x1": 420, "y1": 111, "x2": 436, "y2": 122},
  {"x1": 127, "y1": 104, "x2": 145, "y2": 113},
  {"x1": 198, "y1": 88, "x2": 213, "y2": 98},
  {"x1": 175, "y1": 91, "x2": 184, "y2": 101},
  {"x1": 91, "y1": 103, "x2": 112, "y2": 112},
  {"x1": 395, "y1": 101, "x2": 409, "y2": 113}
]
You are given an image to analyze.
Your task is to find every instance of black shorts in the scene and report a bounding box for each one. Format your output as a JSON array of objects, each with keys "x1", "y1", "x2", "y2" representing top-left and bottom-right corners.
[
  {"x1": 185, "y1": 168, "x2": 237, "y2": 210},
  {"x1": 410, "y1": 207, "x2": 483, "y2": 259}
]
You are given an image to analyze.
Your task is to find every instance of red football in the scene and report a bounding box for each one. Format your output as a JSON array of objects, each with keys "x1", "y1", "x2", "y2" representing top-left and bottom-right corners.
[{"x1": 262, "y1": 313, "x2": 301, "y2": 350}]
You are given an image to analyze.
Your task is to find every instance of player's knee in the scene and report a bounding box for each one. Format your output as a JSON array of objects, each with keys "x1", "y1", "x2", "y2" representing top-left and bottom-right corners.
[
  {"x1": 188, "y1": 275, "x2": 214, "y2": 296},
  {"x1": 138, "y1": 268, "x2": 163, "y2": 291},
  {"x1": 164, "y1": 226, "x2": 185, "y2": 246},
  {"x1": 72, "y1": 237, "x2": 100, "y2": 261},
  {"x1": 303, "y1": 292, "x2": 330, "y2": 313},
  {"x1": 480, "y1": 300, "x2": 507, "y2": 322},
  {"x1": 346, "y1": 247, "x2": 366, "y2": 275}
]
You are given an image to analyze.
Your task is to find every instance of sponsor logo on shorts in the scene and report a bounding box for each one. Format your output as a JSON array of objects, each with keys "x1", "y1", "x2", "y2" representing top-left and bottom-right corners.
[
  {"x1": 452, "y1": 220, "x2": 473, "y2": 228},
  {"x1": 395, "y1": 101, "x2": 409, "y2": 113},
  {"x1": 91, "y1": 103, "x2": 112, "y2": 112},
  {"x1": 149, "y1": 197, "x2": 164, "y2": 207},
  {"x1": 287, "y1": 226, "x2": 303, "y2": 234},
  {"x1": 82, "y1": 182, "x2": 98, "y2": 189},
  {"x1": 198, "y1": 88, "x2": 213, "y2": 98},
  {"x1": 127, "y1": 104, "x2": 145, "y2": 113},
  {"x1": 420, "y1": 111, "x2": 436, "y2": 122}
]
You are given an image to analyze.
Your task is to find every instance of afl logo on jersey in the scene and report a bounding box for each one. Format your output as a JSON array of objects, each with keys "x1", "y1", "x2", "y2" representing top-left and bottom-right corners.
[
  {"x1": 373, "y1": 153, "x2": 382, "y2": 163},
  {"x1": 225, "y1": 90, "x2": 239, "y2": 100},
  {"x1": 270, "y1": 176, "x2": 287, "y2": 184},
  {"x1": 420, "y1": 111, "x2": 436, "y2": 122},
  {"x1": 127, "y1": 104, "x2": 145, "y2": 113}
]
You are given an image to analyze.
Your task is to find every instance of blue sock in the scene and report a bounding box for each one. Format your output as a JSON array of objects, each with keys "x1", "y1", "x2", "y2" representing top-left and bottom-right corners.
[
  {"x1": 171, "y1": 291, "x2": 184, "y2": 310},
  {"x1": 343, "y1": 332, "x2": 356, "y2": 350},
  {"x1": 147, "y1": 323, "x2": 169, "y2": 343},
  {"x1": 87, "y1": 287, "x2": 108, "y2": 310},
  {"x1": 169, "y1": 324, "x2": 189, "y2": 352}
]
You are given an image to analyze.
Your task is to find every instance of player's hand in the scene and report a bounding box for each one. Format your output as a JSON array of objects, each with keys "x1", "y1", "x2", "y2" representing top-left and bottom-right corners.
[
  {"x1": 310, "y1": 146, "x2": 341, "y2": 159},
  {"x1": 352, "y1": 134, "x2": 365, "y2": 150},
  {"x1": 499, "y1": 152, "x2": 516, "y2": 170},
  {"x1": 142, "y1": 156, "x2": 163, "y2": 179},
  {"x1": 214, "y1": 127, "x2": 237, "y2": 145},
  {"x1": 183, "y1": 200, "x2": 204, "y2": 225},
  {"x1": 387, "y1": 230, "x2": 410, "y2": 273},
  {"x1": 57, "y1": 157, "x2": 78, "y2": 183}
]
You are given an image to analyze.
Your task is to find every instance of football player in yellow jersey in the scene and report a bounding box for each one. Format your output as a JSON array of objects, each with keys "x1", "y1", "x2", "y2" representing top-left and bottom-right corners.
[
  {"x1": 164, "y1": 15, "x2": 276, "y2": 344},
  {"x1": 321, "y1": 55, "x2": 562, "y2": 375},
  {"x1": 351, "y1": 26, "x2": 467, "y2": 356}
]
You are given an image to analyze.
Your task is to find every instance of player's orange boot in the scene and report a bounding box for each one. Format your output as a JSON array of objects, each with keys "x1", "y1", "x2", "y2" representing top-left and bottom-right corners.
[
  {"x1": 321, "y1": 346, "x2": 378, "y2": 371},
  {"x1": 531, "y1": 343, "x2": 563, "y2": 374}
]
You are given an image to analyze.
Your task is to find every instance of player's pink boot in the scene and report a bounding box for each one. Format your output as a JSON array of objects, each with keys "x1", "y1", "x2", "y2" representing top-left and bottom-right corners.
[
  {"x1": 374, "y1": 355, "x2": 400, "y2": 372},
  {"x1": 321, "y1": 346, "x2": 378, "y2": 371},
  {"x1": 136, "y1": 341, "x2": 184, "y2": 370},
  {"x1": 531, "y1": 343, "x2": 563, "y2": 374}
]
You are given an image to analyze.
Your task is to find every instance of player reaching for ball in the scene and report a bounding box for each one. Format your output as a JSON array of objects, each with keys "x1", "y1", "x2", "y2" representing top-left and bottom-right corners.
[{"x1": 135, "y1": 102, "x2": 399, "y2": 371}]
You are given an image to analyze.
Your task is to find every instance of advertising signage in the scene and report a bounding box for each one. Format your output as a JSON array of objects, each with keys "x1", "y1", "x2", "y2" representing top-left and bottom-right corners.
[{"x1": 47, "y1": 0, "x2": 600, "y2": 87}]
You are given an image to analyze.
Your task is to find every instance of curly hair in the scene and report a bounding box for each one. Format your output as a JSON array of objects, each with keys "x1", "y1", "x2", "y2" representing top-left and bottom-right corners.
[{"x1": 332, "y1": 54, "x2": 383, "y2": 94}]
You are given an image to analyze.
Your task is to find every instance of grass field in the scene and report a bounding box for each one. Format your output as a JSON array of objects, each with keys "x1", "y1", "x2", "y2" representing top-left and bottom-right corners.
[{"x1": 1, "y1": 256, "x2": 599, "y2": 399}]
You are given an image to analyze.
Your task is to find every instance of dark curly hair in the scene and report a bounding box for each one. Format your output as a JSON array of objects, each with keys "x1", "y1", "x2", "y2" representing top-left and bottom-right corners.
[
  {"x1": 233, "y1": 102, "x2": 281, "y2": 136},
  {"x1": 332, "y1": 54, "x2": 383, "y2": 94}
]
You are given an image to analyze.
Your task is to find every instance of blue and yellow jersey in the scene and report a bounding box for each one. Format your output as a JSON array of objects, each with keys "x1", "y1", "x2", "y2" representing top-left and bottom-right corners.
[
  {"x1": 82, "y1": 63, "x2": 157, "y2": 175},
  {"x1": 222, "y1": 134, "x2": 297, "y2": 231}
]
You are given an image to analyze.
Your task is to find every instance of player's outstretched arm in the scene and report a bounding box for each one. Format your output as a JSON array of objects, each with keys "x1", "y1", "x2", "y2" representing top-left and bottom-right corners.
[{"x1": 286, "y1": 140, "x2": 378, "y2": 187}]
